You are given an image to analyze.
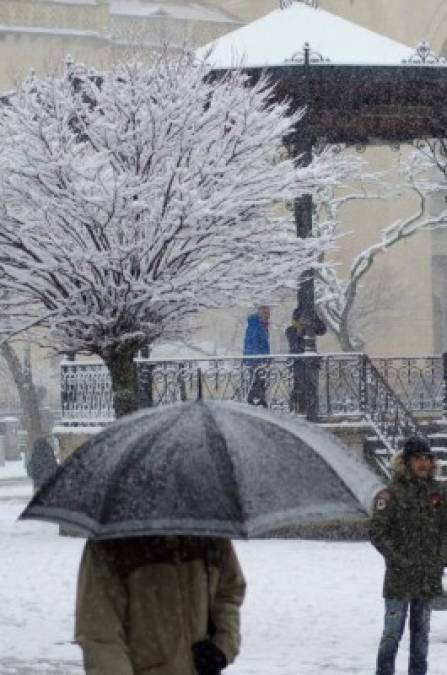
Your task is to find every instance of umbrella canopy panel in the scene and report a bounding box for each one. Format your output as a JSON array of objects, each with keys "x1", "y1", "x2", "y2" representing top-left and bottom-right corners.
[{"x1": 20, "y1": 402, "x2": 383, "y2": 539}]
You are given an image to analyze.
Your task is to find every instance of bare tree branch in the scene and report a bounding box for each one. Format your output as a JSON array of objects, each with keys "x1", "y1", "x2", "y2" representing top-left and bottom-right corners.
[{"x1": 315, "y1": 148, "x2": 447, "y2": 350}]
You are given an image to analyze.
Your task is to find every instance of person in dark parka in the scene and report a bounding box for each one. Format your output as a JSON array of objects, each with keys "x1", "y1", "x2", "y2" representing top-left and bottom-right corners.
[
  {"x1": 28, "y1": 436, "x2": 58, "y2": 492},
  {"x1": 285, "y1": 306, "x2": 326, "y2": 419},
  {"x1": 370, "y1": 435, "x2": 447, "y2": 675}
]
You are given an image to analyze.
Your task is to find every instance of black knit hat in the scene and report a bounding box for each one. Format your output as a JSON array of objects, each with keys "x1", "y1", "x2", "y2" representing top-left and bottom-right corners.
[{"x1": 402, "y1": 435, "x2": 433, "y2": 463}]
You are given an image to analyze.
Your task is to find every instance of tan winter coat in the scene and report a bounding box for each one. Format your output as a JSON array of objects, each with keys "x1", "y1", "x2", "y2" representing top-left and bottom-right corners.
[{"x1": 75, "y1": 536, "x2": 246, "y2": 675}]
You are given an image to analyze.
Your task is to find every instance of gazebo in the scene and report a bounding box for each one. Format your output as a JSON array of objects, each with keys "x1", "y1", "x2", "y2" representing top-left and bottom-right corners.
[{"x1": 199, "y1": 0, "x2": 447, "y2": 333}]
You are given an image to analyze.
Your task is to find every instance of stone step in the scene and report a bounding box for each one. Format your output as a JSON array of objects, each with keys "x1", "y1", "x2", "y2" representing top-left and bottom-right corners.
[{"x1": 427, "y1": 434, "x2": 447, "y2": 447}]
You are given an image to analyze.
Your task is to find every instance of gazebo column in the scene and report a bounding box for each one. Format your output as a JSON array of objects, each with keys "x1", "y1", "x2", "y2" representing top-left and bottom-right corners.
[
  {"x1": 290, "y1": 138, "x2": 321, "y2": 420},
  {"x1": 293, "y1": 190, "x2": 315, "y2": 350}
]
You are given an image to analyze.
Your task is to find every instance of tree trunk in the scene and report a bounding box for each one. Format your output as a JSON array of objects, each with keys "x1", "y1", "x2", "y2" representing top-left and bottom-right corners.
[
  {"x1": 1, "y1": 342, "x2": 43, "y2": 452},
  {"x1": 102, "y1": 345, "x2": 139, "y2": 418}
]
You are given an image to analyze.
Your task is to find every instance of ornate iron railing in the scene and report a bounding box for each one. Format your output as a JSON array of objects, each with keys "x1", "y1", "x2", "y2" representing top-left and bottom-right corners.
[
  {"x1": 371, "y1": 356, "x2": 444, "y2": 413},
  {"x1": 59, "y1": 353, "x2": 447, "y2": 480},
  {"x1": 61, "y1": 361, "x2": 114, "y2": 425},
  {"x1": 60, "y1": 354, "x2": 447, "y2": 425},
  {"x1": 60, "y1": 353, "x2": 367, "y2": 425}
]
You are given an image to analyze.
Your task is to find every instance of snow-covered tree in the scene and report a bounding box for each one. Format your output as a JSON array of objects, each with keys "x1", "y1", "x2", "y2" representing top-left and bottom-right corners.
[{"x1": 0, "y1": 49, "x2": 346, "y2": 415}]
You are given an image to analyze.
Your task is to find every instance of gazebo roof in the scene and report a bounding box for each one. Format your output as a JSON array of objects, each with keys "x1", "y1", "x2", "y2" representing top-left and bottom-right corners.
[
  {"x1": 197, "y1": 2, "x2": 415, "y2": 67},
  {"x1": 199, "y1": 3, "x2": 447, "y2": 144}
]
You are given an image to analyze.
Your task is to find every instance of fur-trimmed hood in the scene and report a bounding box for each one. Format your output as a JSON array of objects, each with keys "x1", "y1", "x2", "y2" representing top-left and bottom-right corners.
[{"x1": 391, "y1": 450, "x2": 438, "y2": 482}]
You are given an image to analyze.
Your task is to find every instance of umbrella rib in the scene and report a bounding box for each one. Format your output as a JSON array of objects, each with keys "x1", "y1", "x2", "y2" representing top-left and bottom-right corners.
[
  {"x1": 201, "y1": 403, "x2": 247, "y2": 524},
  {"x1": 94, "y1": 420, "x2": 169, "y2": 527}
]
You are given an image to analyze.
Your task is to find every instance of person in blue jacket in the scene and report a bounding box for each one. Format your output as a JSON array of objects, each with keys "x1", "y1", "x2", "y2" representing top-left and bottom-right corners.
[{"x1": 243, "y1": 306, "x2": 270, "y2": 407}]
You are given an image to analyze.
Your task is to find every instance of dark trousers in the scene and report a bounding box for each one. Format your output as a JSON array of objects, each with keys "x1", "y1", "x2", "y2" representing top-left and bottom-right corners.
[
  {"x1": 247, "y1": 365, "x2": 268, "y2": 407},
  {"x1": 289, "y1": 358, "x2": 320, "y2": 421},
  {"x1": 376, "y1": 598, "x2": 431, "y2": 675}
]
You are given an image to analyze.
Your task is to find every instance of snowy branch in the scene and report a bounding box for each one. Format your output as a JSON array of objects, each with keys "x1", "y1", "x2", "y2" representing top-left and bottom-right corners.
[{"x1": 315, "y1": 144, "x2": 447, "y2": 350}]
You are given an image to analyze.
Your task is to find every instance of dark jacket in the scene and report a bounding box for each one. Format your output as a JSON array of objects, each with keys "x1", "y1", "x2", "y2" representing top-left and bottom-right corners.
[
  {"x1": 28, "y1": 438, "x2": 58, "y2": 490},
  {"x1": 285, "y1": 316, "x2": 326, "y2": 355},
  {"x1": 75, "y1": 536, "x2": 246, "y2": 675},
  {"x1": 243, "y1": 314, "x2": 269, "y2": 365},
  {"x1": 370, "y1": 452, "x2": 447, "y2": 599}
]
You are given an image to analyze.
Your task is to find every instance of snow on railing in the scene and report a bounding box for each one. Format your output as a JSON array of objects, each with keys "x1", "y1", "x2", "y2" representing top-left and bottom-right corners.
[
  {"x1": 60, "y1": 352, "x2": 366, "y2": 425},
  {"x1": 60, "y1": 353, "x2": 447, "y2": 426}
]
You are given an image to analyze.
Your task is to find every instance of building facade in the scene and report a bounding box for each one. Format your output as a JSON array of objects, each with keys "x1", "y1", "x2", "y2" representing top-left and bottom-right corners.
[
  {"x1": 0, "y1": 1, "x2": 242, "y2": 90},
  {"x1": 0, "y1": 1, "x2": 110, "y2": 91}
]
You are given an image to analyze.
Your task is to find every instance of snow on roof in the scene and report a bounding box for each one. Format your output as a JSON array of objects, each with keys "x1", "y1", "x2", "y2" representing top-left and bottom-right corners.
[
  {"x1": 197, "y1": 2, "x2": 415, "y2": 67},
  {"x1": 111, "y1": 1, "x2": 239, "y2": 23}
]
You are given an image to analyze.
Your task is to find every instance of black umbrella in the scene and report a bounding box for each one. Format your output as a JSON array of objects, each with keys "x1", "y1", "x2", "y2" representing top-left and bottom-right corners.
[{"x1": 20, "y1": 401, "x2": 383, "y2": 538}]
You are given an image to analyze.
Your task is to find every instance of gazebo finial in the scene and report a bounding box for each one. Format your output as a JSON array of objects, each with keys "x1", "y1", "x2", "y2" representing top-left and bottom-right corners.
[
  {"x1": 287, "y1": 41, "x2": 330, "y2": 65},
  {"x1": 402, "y1": 40, "x2": 447, "y2": 65},
  {"x1": 280, "y1": 0, "x2": 318, "y2": 9}
]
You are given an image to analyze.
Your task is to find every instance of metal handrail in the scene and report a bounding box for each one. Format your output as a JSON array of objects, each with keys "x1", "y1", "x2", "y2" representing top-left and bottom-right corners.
[
  {"x1": 60, "y1": 353, "x2": 364, "y2": 423},
  {"x1": 372, "y1": 355, "x2": 444, "y2": 413},
  {"x1": 360, "y1": 355, "x2": 422, "y2": 476}
]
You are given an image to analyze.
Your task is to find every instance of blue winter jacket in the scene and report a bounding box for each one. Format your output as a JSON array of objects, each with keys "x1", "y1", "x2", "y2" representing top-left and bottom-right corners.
[{"x1": 243, "y1": 314, "x2": 270, "y2": 365}]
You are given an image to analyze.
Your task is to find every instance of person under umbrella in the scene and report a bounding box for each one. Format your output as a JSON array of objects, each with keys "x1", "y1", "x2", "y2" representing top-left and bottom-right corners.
[
  {"x1": 75, "y1": 534, "x2": 245, "y2": 675},
  {"x1": 21, "y1": 400, "x2": 384, "y2": 673}
]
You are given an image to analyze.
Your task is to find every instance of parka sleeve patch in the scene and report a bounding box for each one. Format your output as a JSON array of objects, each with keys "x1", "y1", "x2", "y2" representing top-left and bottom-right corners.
[
  {"x1": 431, "y1": 492, "x2": 443, "y2": 509},
  {"x1": 374, "y1": 489, "x2": 392, "y2": 511}
]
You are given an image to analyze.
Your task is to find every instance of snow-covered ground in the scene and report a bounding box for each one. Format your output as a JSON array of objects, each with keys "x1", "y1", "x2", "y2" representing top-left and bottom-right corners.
[{"x1": 1, "y1": 461, "x2": 447, "y2": 674}]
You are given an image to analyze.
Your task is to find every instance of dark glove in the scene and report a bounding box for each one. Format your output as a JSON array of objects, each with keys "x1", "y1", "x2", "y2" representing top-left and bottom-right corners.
[{"x1": 192, "y1": 639, "x2": 227, "y2": 675}]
